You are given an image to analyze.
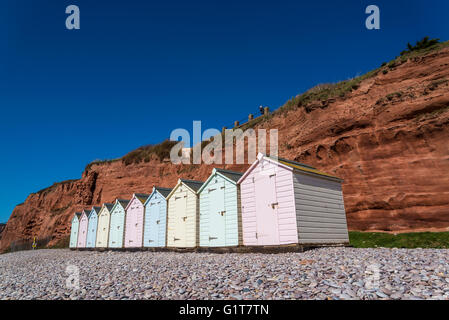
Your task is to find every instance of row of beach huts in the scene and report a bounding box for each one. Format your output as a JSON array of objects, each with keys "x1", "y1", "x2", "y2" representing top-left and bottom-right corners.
[{"x1": 69, "y1": 153, "x2": 350, "y2": 250}]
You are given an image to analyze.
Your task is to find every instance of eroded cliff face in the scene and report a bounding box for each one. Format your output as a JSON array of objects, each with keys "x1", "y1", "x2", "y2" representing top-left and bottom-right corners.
[{"x1": 1, "y1": 47, "x2": 449, "y2": 251}]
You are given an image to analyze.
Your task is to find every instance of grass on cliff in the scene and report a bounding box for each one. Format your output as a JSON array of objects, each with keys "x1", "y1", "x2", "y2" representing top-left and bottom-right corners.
[
  {"x1": 275, "y1": 38, "x2": 449, "y2": 117},
  {"x1": 349, "y1": 231, "x2": 449, "y2": 249},
  {"x1": 121, "y1": 140, "x2": 178, "y2": 165}
]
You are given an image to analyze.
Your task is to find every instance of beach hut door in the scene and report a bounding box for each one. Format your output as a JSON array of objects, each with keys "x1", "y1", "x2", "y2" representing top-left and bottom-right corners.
[
  {"x1": 148, "y1": 200, "x2": 159, "y2": 245},
  {"x1": 208, "y1": 181, "x2": 226, "y2": 246},
  {"x1": 254, "y1": 172, "x2": 280, "y2": 245},
  {"x1": 175, "y1": 191, "x2": 187, "y2": 246}
]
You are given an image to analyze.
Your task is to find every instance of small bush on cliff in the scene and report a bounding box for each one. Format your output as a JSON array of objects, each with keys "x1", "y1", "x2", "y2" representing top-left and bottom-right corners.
[
  {"x1": 85, "y1": 159, "x2": 119, "y2": 172},
  {"x1": 401, "y1": 36, "x2": 440, "y2": 55}
]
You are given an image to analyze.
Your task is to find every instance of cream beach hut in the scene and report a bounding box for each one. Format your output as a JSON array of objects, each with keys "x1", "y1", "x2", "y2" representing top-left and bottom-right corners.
[
  {"x1": 69, "y1": 212, "x2": 82, "y2": 248},
  {"x1": 166, "y1": 179, "x2": 203, "y2": 248},
  {"x1": 95, "y1": 203, "x2": 113, "y2": 248},
  {"x1": 198, "y1": 168, "x2": 243, "y2": 247},
  {"x1": 108, "y1": 199, "x2": 130, "y2": 248},
  {"x1": 238, "y1": 153, "x2": 349, "y2": 246}
]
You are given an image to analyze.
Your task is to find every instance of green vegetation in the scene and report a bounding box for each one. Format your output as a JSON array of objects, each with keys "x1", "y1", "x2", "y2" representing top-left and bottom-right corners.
[
  {"x1": 275, "y1": 38, "x2": 448, "y2": 117},
  {"x1": 401, "y1": 36, "x2": 440, "y2": 56},
  {"x1": 85, "y1": 159, "x2": 120, "y2": 171},
  {"x1": 427, "y1": 78, "x2": 448, "y2": 91},
  {"x1": 278, "y1": 68, "x2": 380, "y2": 114},
  {"x1": 121, "y1": 140, "x2": 178, "y2": 165},
  {"x1": 386, "y1": 91, "x2": 403, "y2": 101},
  {"x1": 349, "y1": 231, "x2": 449, "y2": 249}
]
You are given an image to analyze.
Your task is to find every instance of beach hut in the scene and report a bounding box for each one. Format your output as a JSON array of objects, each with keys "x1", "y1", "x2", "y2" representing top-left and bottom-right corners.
[
  {"x1": 95, "y1": 203, "x2": 114, "y2": 248},
  {"x1": 143, "y1": 187, "x2": 172, "y2": 248},
  {"x1": 238, "y1": 153, "x2": 349, "y2": 246},
  {"x1": 77, "y1": 209, "x2": 90, "y2": 248},
  {"x1": 166, "y1": 179, "x2": 203, "y2": 248},
  {"x1": 86, "y1": 206, "x2": 101, "y2": 248},
  {"x1": 69, "y1": 212, "x2": 82, "y2": 248},
  {"x1": 108, "y1": 199, "x2": 130, "y2": 248},
  {"x1": 198, "y1": 168, "x2": 244, "y2": 247},
  {"x1": 124, "y1": 194, "x2": 150, "y2": 248}
]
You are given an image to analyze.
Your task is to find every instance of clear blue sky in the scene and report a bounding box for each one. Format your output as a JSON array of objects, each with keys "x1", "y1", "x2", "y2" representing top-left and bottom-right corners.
[{"x1": 0, "y1": 0, "x2": 447, "y2": 223}]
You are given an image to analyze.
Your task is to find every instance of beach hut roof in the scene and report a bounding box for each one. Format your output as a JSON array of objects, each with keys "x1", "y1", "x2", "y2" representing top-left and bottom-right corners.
[
  {"x1": 144, "y1": 187, "x2": 173, "y2": 205},
  {"x1": 118, "y1": 199, "x2": 129, "y2": 207},
  {"x1": 134, "y1": 193, "x2": 150, "y2": 204},
  {"x1": 74, "y1": 212, "x2": 82, "y2": 220},
  {"x1": 215, "y1": 168, "x2": 244, "y2": 182},
  {"x1": 181, "y1": 179, "x2": 204, "y2": 192},
  {"x1": 88, "y1": 206, "x2": 101, "y2": 218},
  {"x1": 238, "y1": 153, "x2": 342, "y2": 183},
  {"x1": 82, "y1": 209, "x2": 90, "y2": 217},
  {"x1": 267, "y1": 155, "x2": 316, "y2": 170},
  {"x1": 103, "y1": 203, "x2": 114, "y2": 212},
  {"x1": 154, "y1": 187, "x2": 172, "y2": 198},
  {"x1": 198, "y1": 168, "x2": 244, "y2": 193},
  {"x1": 167, "y1": 179, "x2": 204, "y2": 199},
  {"x1": 116, "y1": 199, "x2": 130, "y2": 209}
]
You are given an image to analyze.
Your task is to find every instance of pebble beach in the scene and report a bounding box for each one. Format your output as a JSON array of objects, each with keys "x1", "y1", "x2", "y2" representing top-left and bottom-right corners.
[{"x1": 1, "y1": 248, "x2": 448, "y2": 300}]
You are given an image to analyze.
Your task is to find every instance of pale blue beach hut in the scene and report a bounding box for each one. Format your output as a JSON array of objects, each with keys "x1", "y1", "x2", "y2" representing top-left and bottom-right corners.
[
  {"x1": 198, "y1": 168, "x2": 243, "y2": 247},
  {"x1": 69, "y1": 212, "x2": 82, "y2": 248},
  {"x1": 86, "y1": 206, "x2": 101, "y2": 248},
  {"x1": 143, "y1": 186, "x2": 172, "y2": 247},
  {"x1": 108, "y1": 199, "x2": 130, "y2": 248}
]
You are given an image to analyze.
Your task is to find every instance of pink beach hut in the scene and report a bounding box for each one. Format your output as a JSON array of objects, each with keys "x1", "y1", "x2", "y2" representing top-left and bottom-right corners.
[
  {"x1": 76, "y1": 209, "x2": 90, "y2": 248},
  {"x1": 124, "y1": 193, "x2": 150, "y2": 248},
  {"x1": 237, "y1": 153, "x2": 349, "y2": 247}
]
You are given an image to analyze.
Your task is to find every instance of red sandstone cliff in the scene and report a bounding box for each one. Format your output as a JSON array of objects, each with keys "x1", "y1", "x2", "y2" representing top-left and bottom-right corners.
[{"x1": 1, "y1": 45, "x2": 449, "y2": 251}]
